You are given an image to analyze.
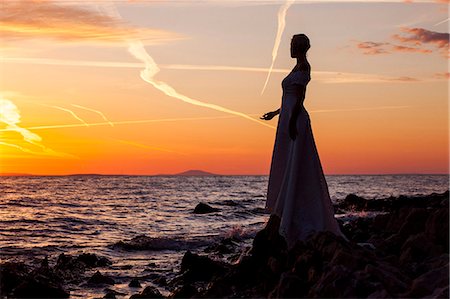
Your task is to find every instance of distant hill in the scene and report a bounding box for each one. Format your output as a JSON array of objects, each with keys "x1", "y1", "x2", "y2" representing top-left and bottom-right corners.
[{"x1": 174, "y1": 170, "x2": 218, "y2": 176}]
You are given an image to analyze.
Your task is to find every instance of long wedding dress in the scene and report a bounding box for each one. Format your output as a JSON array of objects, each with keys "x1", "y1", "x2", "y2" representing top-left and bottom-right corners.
[{"x1": 266, "y1": 70, "x2": 347, "y2": 248}]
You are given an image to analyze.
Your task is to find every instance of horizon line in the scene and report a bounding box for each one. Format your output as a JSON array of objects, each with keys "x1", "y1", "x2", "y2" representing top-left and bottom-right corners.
[{"x1": 1, "y1": 172, "x2": 448, "y2": 177}]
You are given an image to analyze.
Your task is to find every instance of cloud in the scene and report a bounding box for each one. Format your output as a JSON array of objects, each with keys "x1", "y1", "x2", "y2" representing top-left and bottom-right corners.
[
  {"x1": 392, "y1": 27, "x2": 449, "y2": 49},
  {"x1": 391, "y1": 45, "x2": 433, "y2": 53},
  {"x1": 356, "y1": 27, "x2": 449, "y2": 57},
  {"x1": 434, "y1": 72, "x2": 450, "y2": 79},
  {"x1": 357, "y1": 42, "x2": 391, "y2": 55},
  {"x1": 0, "y1": 97, "x2": 75, "y2": 158},
  {"x1": 0, "y1": 1, "x2": 182, "y2": 44}
]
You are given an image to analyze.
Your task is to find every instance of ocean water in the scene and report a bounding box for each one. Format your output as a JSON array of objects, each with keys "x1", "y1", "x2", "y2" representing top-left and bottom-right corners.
[{"x1": 0, "y1": 174, "x2": 448, "y2": 298}]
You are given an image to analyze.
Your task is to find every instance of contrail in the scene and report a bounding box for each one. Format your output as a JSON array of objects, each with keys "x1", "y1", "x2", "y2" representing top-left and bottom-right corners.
[
  {"x1": 71, "y1": 104, "x2": 114, "y2": 126},
  {"x1": 261, "y1": 0, "x2": 295, "y2": 95},
  {"x1": 0, "y1": 115, "x2": 243, "y2": 132},
  {"x1": 38, "y1": 103, "x2": 89, "y2": 127},
  {"x1": 4, "y1": 57, "x2": 433, "y2": 83},
  {"x1": 103, "y1": 4, "x2": 274, "y2": 130},
  {"x1": 0, "y1": 98, "x2": 74, "y2": 158},
  {"x1": 434, "y1": 18, "x2": 449, "y2": 26}
]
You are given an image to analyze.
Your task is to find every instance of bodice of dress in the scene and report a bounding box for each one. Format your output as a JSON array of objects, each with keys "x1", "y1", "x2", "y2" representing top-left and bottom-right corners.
[{"x1": 281, "y1": 71, "x2": 311, "y2": 111}]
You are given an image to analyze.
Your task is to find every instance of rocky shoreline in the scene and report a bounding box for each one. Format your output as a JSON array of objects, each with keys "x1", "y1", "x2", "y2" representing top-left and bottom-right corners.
[{"x1": 1, "y1": 191, "x2": 448, "y2": 298}]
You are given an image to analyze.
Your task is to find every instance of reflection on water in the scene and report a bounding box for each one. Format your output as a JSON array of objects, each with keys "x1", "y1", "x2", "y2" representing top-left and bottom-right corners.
[{"x1": 0, "y1": 174, "x2": 448, "y2": 298}]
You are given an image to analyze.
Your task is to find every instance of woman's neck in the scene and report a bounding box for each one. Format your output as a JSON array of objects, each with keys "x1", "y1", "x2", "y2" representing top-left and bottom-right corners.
[{"x1": 294, "y1": 56, "x2": 308, "y2": 71}]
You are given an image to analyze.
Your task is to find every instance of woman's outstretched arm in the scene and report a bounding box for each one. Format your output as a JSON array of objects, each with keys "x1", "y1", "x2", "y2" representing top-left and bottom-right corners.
[{"x1": 260, "y1": 109, "x2": 280, "y2": 120}]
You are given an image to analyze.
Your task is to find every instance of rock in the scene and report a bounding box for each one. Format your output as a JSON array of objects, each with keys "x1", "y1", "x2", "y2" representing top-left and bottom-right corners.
[
  {"x1": 77, "y1": 253, "x2": 112, "y2": 267},
  {"x1": 431, "y1": 286, "x2": 449, "y2": 299},
  {"x1": 103, "y1": 288, "x2": 126, "y2": 296},
  {"x1": 193, "y1": 202, "x2": 220, "y2": 214},
  {"x1": 399, "y1": 233, "x2": 442, "y2": 266},
  {"x1": 308, "y1": 265, "x2": 355, "y2": 298},
  {"x1": 170, "y1": 284, "x2": 198, "y2": 298},
  {"x1": 398, "y1": 208, "x2": 429, "y2": 237},
  {"x1": 180, "y1": 251, "x2": 227, "y2": 282},
  {"x1": 425, "y1": 207, "x2": 449, "y2": 251},
  {"x1": 153, "y1": 276, "x2": 167, "y2": 286},
  {"x1": 269, "y1": 272, "x2": 307, "y2": 298},
  {"x1": 364, "y1": 263, "x2": 409, "y2": 295},
  {"x1": 12, "y1": 277, "x2": 69, "y2": 298},
  {"x1": 113, "y1": 235, "x2": 186, "y2": 251},
  {"x1": 87, "y1": 271, "x2": 115, "y2": 285},
  {"x1": 402, "y1": 264, "x2": 449, "y2": 298},
  {"x1": 130, "y1": 285, "x2": 164, "y2": 298},
  {"x1": 342, "y1": 193, "x2": 367, "y2": 210},
  {"x1": 129, "y1": 278, "x2": 142, "y2": 288},
  {"x1": 0, "y1": 262, "x2": 30, "y2": 296},
  {"x1": 103, "y1": 292, "x2": 116, "y2": 299}
]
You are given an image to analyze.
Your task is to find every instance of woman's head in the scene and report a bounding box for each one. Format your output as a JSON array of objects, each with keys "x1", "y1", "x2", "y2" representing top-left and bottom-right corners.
[{"x1": 291, "y1": 34, "x2": 310, "y2": 58}]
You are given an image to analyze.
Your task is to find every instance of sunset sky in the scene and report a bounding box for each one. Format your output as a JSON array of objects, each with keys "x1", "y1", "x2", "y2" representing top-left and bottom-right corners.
[{"x1": 0, "y1": 0, "x2": 448, "y2": 175}]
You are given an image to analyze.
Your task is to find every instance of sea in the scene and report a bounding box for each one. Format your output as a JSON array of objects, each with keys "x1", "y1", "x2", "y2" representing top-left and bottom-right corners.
[{"x1": 0, "y1": 174, "x2": 448, "y2": 298}]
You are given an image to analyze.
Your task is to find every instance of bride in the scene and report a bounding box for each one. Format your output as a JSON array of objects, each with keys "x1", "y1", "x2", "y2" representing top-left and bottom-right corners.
[{"x1": 261, "y1": 34, "x2": 347, "y2": 248}]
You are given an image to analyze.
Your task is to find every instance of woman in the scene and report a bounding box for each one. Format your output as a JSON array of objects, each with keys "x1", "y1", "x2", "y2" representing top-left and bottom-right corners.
[{"x1": 261, "y1": 34, "x2": 347, "y2": 248}]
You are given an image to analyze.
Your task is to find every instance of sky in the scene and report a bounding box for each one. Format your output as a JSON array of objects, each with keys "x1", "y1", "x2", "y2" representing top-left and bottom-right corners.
[{"x1": 0, "y1": 0, "x2": 448, "y2": 175}]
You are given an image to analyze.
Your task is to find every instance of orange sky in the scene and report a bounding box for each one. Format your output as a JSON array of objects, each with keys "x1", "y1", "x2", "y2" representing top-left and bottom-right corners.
[{"x1": 0, "y1": 0, "x2": 448, "y2": 175}]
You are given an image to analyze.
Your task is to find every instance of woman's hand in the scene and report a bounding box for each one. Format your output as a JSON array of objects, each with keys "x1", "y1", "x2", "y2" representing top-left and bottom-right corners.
[
  {"x1": 289, "y1": 117, "x2": 297, "y2": 140},
  {"x1": 260, "y1": 111, "x2": 277, "y2": 121}
]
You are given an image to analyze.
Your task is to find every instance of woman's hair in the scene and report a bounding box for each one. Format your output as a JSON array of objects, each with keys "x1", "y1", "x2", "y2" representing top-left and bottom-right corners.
[{"x1": 292, "y1": 34, "x2": 310, "y2": 57}]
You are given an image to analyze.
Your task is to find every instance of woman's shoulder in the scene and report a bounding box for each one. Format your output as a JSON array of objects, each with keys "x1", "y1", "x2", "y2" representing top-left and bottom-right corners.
[{"x1": 292, "y1": 68, "x2": 311, "y2": 85}]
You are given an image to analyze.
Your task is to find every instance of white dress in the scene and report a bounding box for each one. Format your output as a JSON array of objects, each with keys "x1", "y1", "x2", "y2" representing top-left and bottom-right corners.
[{"x1": 266, "y1": 70, "x2": 347, "y2": 248}]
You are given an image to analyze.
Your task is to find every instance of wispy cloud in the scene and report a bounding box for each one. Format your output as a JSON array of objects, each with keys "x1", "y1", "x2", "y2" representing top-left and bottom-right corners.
[
  {"x1": 0, "y1": 115, "x2": 242, "y2": 132},
  {"x1": 4, "y1": 57, "x2": 440, "y2": 83},
  {"x1": 0, "y1": 98, "x2": 75, "y2": 158},
  {"x1": 356, "y1": 27, "x2": 449, "y2": 57},
  {"x1": 71, "y1": 104, "x2": 114, "y2": 126},
  {"x1": 44, "y1": 104, "x2": 90, "y2": 126},
  {"x1": 392, "y1": 27, "x2": 449, "y2": 56},
  {"x1": 261, "y1": 0, "x2": 295, "y2": 95},
  {"x1": 434, "y1": 72, "x2": 450, "y2": 79},
  {"x1": 0, "y1": 0, "x2": 182, "y2": 44},
  {"x1": 102, "y1": 3, "x2": 275, "y2": 130}
]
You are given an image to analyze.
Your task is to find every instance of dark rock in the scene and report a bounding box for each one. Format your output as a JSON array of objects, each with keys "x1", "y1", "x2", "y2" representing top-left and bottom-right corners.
[
  {"x1": 308, "y1": 265, "x2": 356, "y2": 298},
  {"x1": 153, "y1": 276, "x2": 167, "y2": 286},
  {"x1": 425, "y1": 207, "x2": 449, "y2": 252},
  {"x1": 399, "y1": 233, "x2": 442, "y2": 266},
  {"x1": 113, "y1": 235, "x2": 185, "y2": 251},
  {"x1": 87, "y1": 271, "x2": 115, "y2": 285},
  {"x1": 270, "y1": 272, "x2": 307, "y2": 298},
  {"x1": 0, "y1": 262, "x2": 30, "y2": 296},
  {"x1": 78, "y1": 253, "x2": 112, "y2": 267},
  {"x1": 129, "y1": 278, "x2": 142, "y2": 288},
  {"x1": 180, "y1": 251, "x2": 227, "y2": 282},
  {"x1": 12, "y1": 277, "x2": 69, "y2": 298},
  {"x1": 193, "y1": 202, "x2": 220, "y2": 214},
  {"x1": 103, "y1": 292, "x2": 116, "y2": 299},
  {"x1": 402, "y1": 264, "x2": 449, "y2": 298},
  {"x1": 342, "y1": 193, "x2": 367, "y2": 210},
  {"x1": 130, "y1": 285, "x2": 164, "y2": 298},
  {"x1": 170, "y1": 284, "x2": 198, "y2": 298}
]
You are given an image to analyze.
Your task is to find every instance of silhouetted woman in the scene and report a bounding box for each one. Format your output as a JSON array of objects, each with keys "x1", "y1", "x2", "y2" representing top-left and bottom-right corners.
[{"x1": 261, "y1": 34, "x2": 347, "y2": 248}]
